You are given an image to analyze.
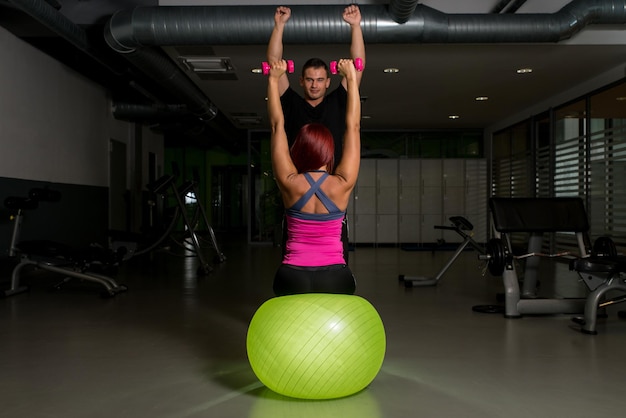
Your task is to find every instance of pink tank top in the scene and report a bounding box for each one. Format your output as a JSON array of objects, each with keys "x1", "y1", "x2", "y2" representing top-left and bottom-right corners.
[{"x1": 282, "y1": 171, "x2": 346, "y2": 267}]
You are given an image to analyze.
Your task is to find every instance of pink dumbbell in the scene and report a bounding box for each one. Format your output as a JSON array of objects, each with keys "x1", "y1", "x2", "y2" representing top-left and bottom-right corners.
[
  {"x1": 262, "y1": 60, "x2": 294, "y2": 75},
  {"x1": 329, "y1": 57, "x2": 364, "y2": 74}
]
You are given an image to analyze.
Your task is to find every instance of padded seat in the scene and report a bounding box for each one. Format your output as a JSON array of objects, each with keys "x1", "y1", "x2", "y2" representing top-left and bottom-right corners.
[
  {"x1": 570, "y1": 256, "x2": 626, "y2": 274},
  {"x1": 16, "y1": 240, "x2": 75, "y2": 258}
]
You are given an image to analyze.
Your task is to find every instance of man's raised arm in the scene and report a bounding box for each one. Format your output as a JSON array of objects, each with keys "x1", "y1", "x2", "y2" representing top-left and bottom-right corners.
[
  {"x1": 342, "y1": 4, "x2": 365, "y2": 89},
  {"x1": 266, "y1": 6, "x2": 291, "y2": 96}
]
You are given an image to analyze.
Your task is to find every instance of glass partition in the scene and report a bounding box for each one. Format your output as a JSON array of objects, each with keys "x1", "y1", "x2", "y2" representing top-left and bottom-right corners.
[
  {"x1": 490, "y1": 78, "x2": 626, "y2": 250},
  {"x1": 589, "y1": 82, "x2": 626, "y2": 243}
]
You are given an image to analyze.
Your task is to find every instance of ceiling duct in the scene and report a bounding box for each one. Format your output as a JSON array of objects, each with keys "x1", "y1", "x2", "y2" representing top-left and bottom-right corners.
[
  {"x1": 7, "y1": 0, "x2": 123, "y2": 75},
  {"x1": 120, "y1": 45, "x2": 218, "y2": 121},
  {"x1": 491, "y1": 0, "x2": 529, "y2": 14},
  {"x1": 7, "y1": 0, "x2": 242, "y2": 151},
  {"x1": 502, "y1": 1, "x2": 529, "y2": 14},
  {"x1": 389, "y1": 0, "x2": 420, "y2": 24},
  {"x1": 112, "y1": 103, "x2": 190, "y2": 122},
  {"x1": 105, "y1": 0, "x2": 626, "y2": 49}
]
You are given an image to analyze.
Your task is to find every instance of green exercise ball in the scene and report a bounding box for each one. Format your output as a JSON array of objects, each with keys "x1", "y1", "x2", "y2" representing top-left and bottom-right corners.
[{"x1": 246, "y1": 293, "x2": 386, "y2": 400}]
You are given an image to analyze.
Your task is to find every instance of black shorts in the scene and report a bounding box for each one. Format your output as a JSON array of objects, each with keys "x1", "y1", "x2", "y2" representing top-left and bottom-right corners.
[{"x1": 273, "y1": 263, "x2": 356, "y2": 296}]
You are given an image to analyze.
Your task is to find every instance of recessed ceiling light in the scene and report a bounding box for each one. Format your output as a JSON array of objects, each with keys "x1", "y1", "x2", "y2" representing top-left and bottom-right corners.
[
  {"x1": 616, "y1": 96, "x2": 626, "y2": 101},
  {"x1": 516, "y1": 68, "x2": 533, "y2": 74},
  {"x1": 383, "y1": 68, "x2": 399, "y2": 73},
  {"x1": 448, "y1": 115, "x2": 460, "y2": 120},
  {"x1": 362, "y1": 115, "x2": 372, "y2": 119},
  {"x1": 251, "y1": 68, "x2": 263, "y2": 74},
  {"x1": 475, "y1": 96, "x2": 489, "y2": 101}
]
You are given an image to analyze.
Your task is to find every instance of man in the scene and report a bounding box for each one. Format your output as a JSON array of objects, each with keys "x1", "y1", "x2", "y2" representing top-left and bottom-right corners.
[
  {"x1": 267, "y1": 4, "x2": 366, "y2": 263},
  {"x1": 266, "y1": 4, "x2": 366, "y2": 165}
]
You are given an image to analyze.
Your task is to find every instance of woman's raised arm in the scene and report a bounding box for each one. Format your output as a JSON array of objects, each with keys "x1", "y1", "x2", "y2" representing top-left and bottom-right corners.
[
  {"x1": 334, "y1": 59, "x2": 361, "y2": 188},
  {"x1": 268, "y1": 60, "x2": 298, "y2": 191}
]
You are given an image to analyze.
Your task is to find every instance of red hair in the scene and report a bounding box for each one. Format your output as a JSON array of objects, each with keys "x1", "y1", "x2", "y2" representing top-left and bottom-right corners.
[{"x1": 290, "y1": 123, "x2": 335, "y2": 173}]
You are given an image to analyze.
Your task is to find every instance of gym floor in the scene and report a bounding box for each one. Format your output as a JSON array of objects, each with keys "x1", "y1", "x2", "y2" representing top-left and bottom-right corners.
[{"x1": 2, "y1": 234, "x2": 625, "y2": 418}]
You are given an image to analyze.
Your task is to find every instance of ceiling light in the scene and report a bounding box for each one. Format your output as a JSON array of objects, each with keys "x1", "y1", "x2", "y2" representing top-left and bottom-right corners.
[
  {"x1": 448, "y1": 115, "x2": 460, "y2": 120},
  {"x1": 616, "y1": 96, "x2": 626, "y2": 101},
  {"x1": 475, "y1": 96, "x2": 489, "y2": 101},
  {"x1": 383, "y1": 68, "x2": 399, "y2": 73},
  {"x1": 516, "y1": 68, "x2": 533, "y2": 74},
  {"x1": 251, "y1": 68, "x2": 263, "y2": 74},
  {"x1": 362, "y1": 115, "x2": 372, "y2": 119}
]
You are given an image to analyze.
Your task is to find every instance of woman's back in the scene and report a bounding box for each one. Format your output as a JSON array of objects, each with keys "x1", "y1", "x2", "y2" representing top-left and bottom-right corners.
[
  {"x1": 283, "y1": 171, "x2": 345, "y2": 267},
  {"x1": 280, "y1": 170, "x2": 354, "y2": 214}
]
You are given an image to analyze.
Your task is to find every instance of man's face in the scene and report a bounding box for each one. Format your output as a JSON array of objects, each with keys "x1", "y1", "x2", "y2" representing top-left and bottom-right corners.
[{"x1": 300, "y1": 67, "x2": 331, "y2": 101}]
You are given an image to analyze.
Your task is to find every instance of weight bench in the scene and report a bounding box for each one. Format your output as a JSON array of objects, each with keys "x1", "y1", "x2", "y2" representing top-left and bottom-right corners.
[
  {"x1": 3, "y1": 188, "x2": 127, "y2": 298},
  {"x1": 476, "y1": 197, "x2": 626, "y2": 334}
]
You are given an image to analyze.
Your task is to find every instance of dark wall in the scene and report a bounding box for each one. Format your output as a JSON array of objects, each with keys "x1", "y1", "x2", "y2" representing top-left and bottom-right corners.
[{"x1": 0, "y1": 177, "x2": 109, "y2": 258}]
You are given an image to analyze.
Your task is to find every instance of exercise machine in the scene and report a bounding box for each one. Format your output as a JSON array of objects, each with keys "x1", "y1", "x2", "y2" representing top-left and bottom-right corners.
[
  {"x1": 161, "y1": 166, "x2": 225, "y2": 275},
  {"x1": 114, "y1": 171, "x2": 181, "y2": 259},
  {"x1": 570, "y1": 248, "x2": 626, "y2": 334},
  {"x1": 475, "y1": 197, "x2": 626, "y2": 334},
  {"x1": 399, "y1": 216, "x2": 485, "y2": 287},
  {"x1": 3, "y1": 187, "x2": 127, "y2": 298},
  {"x1": 181, "y1": 167, "x2": 226, "y2": 264},
  {"x1": 111, "y1": 164, "x2": 225, "y2": 276}
]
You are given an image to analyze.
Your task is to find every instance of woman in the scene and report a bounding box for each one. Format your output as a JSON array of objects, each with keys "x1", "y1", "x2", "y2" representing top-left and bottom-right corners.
[{"x1": 267, "y1": 59, "x2": 361, "y2": 296}]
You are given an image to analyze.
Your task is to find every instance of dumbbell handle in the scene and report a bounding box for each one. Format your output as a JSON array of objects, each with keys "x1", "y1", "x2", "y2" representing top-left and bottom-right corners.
[
  {"x1": 262, "y1": 60, "x2": 294, "y2": 75},
  {"x1": 330, "y1": 57, "x2": 364, "y2": 74}
]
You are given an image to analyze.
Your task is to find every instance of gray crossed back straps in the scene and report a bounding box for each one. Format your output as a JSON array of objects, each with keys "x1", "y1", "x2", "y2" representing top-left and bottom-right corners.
[{"x1": 287, "y1": 171, "x2": 343, "y2": 220}]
